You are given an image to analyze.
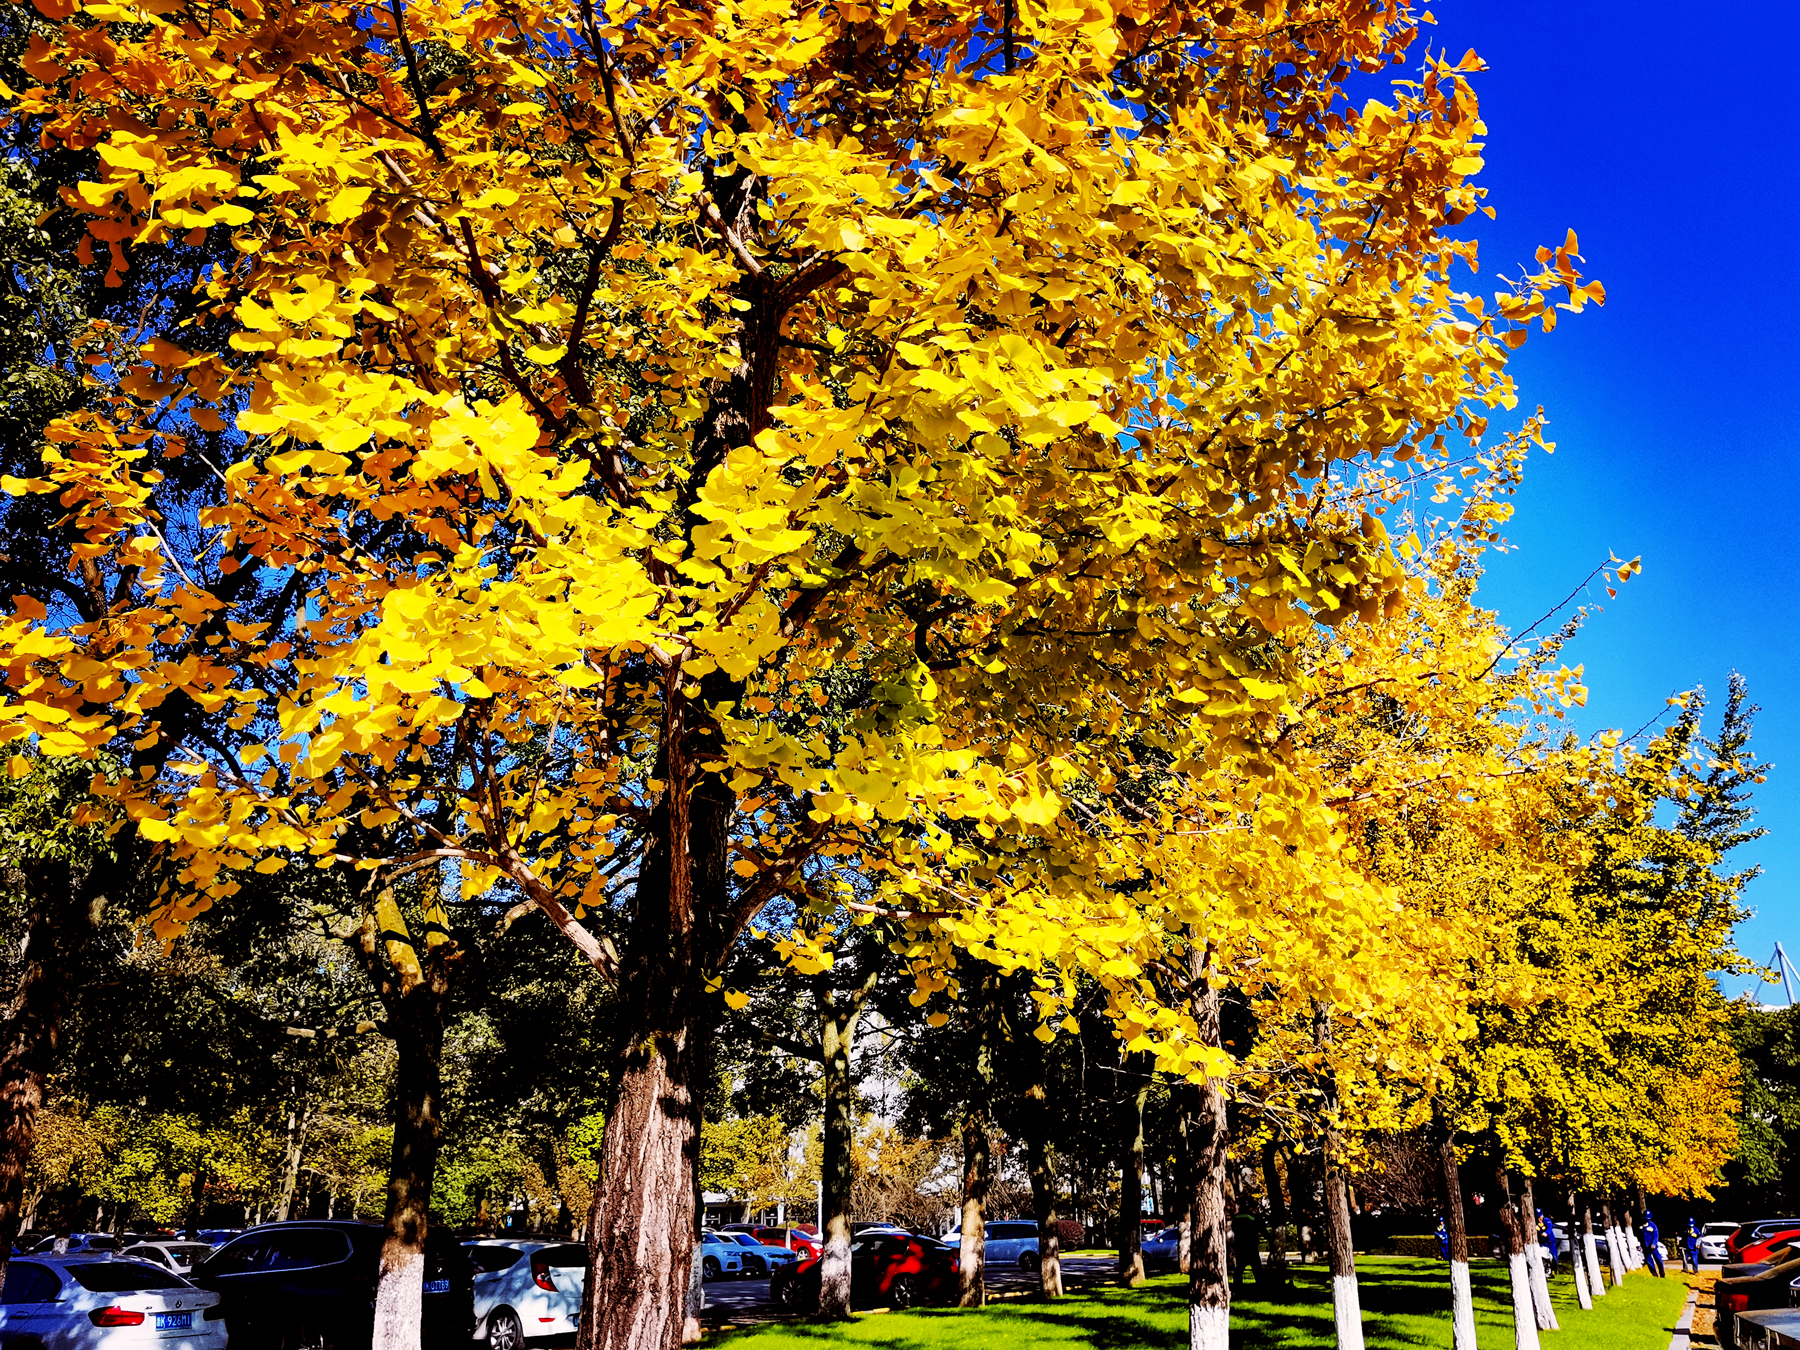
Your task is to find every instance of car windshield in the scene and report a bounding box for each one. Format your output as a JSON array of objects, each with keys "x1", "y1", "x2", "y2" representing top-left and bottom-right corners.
[
  {"x1": 68, "y1": 1262, "x2": 191, "y2": 1292},
  {"x1": 728, "y1": 1235, "x2": 760, "y2": 1247},
  {"x1": 1706, "y1": 1224, "x2": 1738, "y2": 1235}
]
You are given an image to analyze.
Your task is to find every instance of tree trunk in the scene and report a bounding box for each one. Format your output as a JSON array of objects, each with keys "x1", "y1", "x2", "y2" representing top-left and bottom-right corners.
[
  {"x1": 0, "y1": 860, "x2": 98, "y2": 1287},
  {"x1": 1175, "y1": 1089, "x2": 1192, "y2": 1276},
  {"x1": 1118, "y1": 1052, "x2": 1149, "y2": 1287},
  {"x1": 957, "y1": 973, "x2": 996, "y2": 1308},
  {"x1": 1022, "y1": 1062, "x2": 1064, "y2": 1298},
  {"x1": 1580, "y1": 1197, "x2": 1605, "y2": 1297},
  {"x1": 1261, "y1": 1141, "x2": 1291, "y2": 1291},
  {"x1": 1186, "y1": 980, "x2": 1230, "y2": 1350},
  {"x1": 816, "y1": 987, "x2": 855, "y2": 1320},
  {"x1": 1600, "y1": 1196, "x2": 1625, "y2": 1287},
  {"x1": 1517, "y1": 1175, "x2": 1558, "y2": 1331},
  {"x1": 1493, "y1": 1166, "x2": 1541, "y2": 1350},
  {"x1": 1323, "y1": 1163, "x2": 1364, "y2": 1350},
  {"x1": 1568, "y1": 1196, "x2": 1593, "y2": 1311},
  {"x1": 579, "y1": 689, "x2": 733, "y2": 1350},
  {"x1": 370, "y1": 987, "x2": 446, "y2": 1350},
  {"x1": 1437, "y1": 1129, "x2": 1476, "y2": 1350},
  {"x1": 275, "y1": 1099, "x2": 311, "y2": 1222}
]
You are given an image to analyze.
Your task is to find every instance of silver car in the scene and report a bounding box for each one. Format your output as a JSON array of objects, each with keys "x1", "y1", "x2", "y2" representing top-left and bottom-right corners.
[
  {"x1": 942, "y1": 1220, "x2": 1041, "y2": 1271},
  {"x1": 1698, "y1": 1222, "x2": 1738, "y2": 1263}
]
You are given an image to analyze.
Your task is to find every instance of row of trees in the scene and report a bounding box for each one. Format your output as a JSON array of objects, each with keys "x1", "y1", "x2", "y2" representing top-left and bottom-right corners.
[{"x1": 0, "y1": 2, "x2": 1754, "y2": 1350}]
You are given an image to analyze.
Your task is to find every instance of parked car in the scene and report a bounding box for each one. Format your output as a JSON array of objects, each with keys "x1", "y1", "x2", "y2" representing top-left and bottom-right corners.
[
  {"x1": 1714, "y1": 1251, "x2": 1800, "y2": 1346},
  {"x1": 122, "y1": 1242, "x2": 217, "y2": 1275},
  {"x1": 719, "y1": 1225, "x2": 821, "y2": 1259},
  {"x1": 28, "y1": 1234, "x2": 122, "y2": 1256},
  {"x1": 711, "y1": 1232, "x2": 798, "y2": 1278},
  {"x1": 1737, "y1": 1228, "x2": 1800, "y2": 1266},
  {"x1": 0, "y1": 1255, "x2": 225, "y2": 1349},
  {"x1": 1141, "y1": 1225, "x2": 1181, "y2": 1266},
  {"x1": 771, "y1": 1231, "x2": 957, "y2": 1311},
  {"x1": 940, "y1": 1221, "x2": 1041, "y2": 1271},
  {"x1": 697, "y1": 1233, "x2": 744, "y2": 1282},
  {"x1": 464, "y1": 1239, "x2": 586, "y2": 1350},
  {"x1": 1728, "y1": 1221, "x2": 1800, "y2": 1261},
  {"x1": 195, "y1": 1231, "x2": 238, "y2": 1247},
  {"x1": 192, "y1": 1219, "x2": 473, "y2": 1348},
  {"x1": 1699, "y1": 1222, "x2": 1738, "y2": 1263}
]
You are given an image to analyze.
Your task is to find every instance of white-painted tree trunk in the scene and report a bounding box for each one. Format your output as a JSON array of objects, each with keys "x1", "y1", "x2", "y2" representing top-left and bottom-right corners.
[
  {"x1": 1627, "y1": 1227, "x2": 1645, "y2": 1270},
  {"x1": 1189, "y1": 1305, "x2": 1230, "y2": 1350},
  {"x1": 1571, "y1": 1234, "x2": 1593, "y2": 1310},
  {"x1": 370, "y1": 1245, "x2": 424, "y2": 1350},
  {"x1": 1333, "y1": 1274, "x2": 1366, "y2": 1350},
  {"x1": 1524, "y1": 1237, "x2": 1559, "y2": 1330},
  {"x1": 1507, "y1": 1253, "x2": 1542, "y2": 1350},
  {"x1": 1449, "y1": 1260, "x2": 1479, "y2": 1350},
  {"x1": 1606, "y1": 1226, "x2": 1626, "y2": 1286},
  {"x1": 1582, "y1": 1232, "x2": 1604, "y2": 1297}
]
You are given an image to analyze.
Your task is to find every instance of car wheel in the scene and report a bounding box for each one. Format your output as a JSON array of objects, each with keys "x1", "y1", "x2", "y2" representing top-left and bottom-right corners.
[
  {"x1": 486, "y1": 1307, "x2": 524, "y2": 1350},
  {"x1": 1019, "y1": 1251, "x2": 1037, "y2": 1271},
  {"x1": 703, "y1": 1255, "x2": 720, "y2": 1282},
  {"x1": 889, "y1": 1275, "x2": 915, "y2": 1310}
]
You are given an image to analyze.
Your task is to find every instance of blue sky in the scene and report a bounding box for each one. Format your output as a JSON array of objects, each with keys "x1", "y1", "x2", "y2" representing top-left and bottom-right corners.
[{"x1": 1420, "y1": 0, "x2": 1800, "y2": 986}]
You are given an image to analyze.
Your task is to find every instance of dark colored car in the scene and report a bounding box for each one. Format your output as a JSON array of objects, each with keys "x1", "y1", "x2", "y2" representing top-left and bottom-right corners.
[
  {"x1": 771, "y1": 1231, "x2": 957, "y2": 1311},
  {"x1": 1714, "y1": 1251, "x2": 1800, "y2": 1346},
  {"x1": 191, "y1": 1220, "x2": 474, "y2": 1349},
  {"x1": 1728, "y1": 1221, "x2": 1800, "y2": 1261}
]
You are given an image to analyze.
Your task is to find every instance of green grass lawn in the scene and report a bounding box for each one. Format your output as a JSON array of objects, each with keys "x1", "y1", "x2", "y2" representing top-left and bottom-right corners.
[{"x1": 716, "y1": 1257, "x2": 1689, "y2": 1350}]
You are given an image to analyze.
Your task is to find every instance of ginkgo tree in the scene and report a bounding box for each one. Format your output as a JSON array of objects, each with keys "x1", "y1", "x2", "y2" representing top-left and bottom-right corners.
[{"x1": 2, "y1": 0, "x2": 1600, "y2": 1347}]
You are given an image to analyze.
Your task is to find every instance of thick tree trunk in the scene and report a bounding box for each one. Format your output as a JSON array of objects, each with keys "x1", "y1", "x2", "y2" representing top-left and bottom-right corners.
[
  {"x1": 1493, "y1": 1166, "x2": 1541, "y2": 1350},
  {"x1": 1437, "y1": 1129, "x2": 1477, "y2": 1350},
  {"x1": 1323, "y1": 1162, "x2": 1364, "y2": 1350},
  {"x1": 816, "y1": 991, "x2": 855, "y2": 1320},
  {"x1": 957, "y1": 973, "x2": 996, "y2": 1308},
  {"x1": 1118, "y1": 1052, "x2": 1149, "y2": 1286},
  {"x1": 1517, "y1": 1175, "x2": 1558, "y2": 1331},
  {"x1": 1261, "y1": 1141, "x2": 1292, "y2": 1291},
  {"x1": 1580, "y1": 1197, "x2": 1605, "y2": 1297},
  {"x1": 579, "y1": 684, "x2": 733, "y2": 1350},
  {"x1": 1022, "y1": 1073, "x2": 1064, "y2": 1297},
  {"x1": 0, "y1": 861, "x2": 98, "y2": 1287},
  {"x1": 370, "y1": 989, "x2": 446, "y2": 1350},
  {"x1": 1568, "y1": 1197, "x2": 1593, "y2": 1311},
  {"x1": 1186, "y1": 981, "x2": 1230, "y2": 1350}
]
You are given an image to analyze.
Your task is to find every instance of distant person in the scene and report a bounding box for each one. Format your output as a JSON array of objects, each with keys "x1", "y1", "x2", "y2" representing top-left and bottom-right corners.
[
  {"x1": 1230, "y1": 1210, "x2": 1264, "y2": 1285},
  {"x1": 1641, "y1": 1209, "x2": 1665, "y2": 1278},
  {"x1": 1537, "y1": 1207, "x2": 1559, "y2": 1274},
  {"x1": 1681, "y1": 1217, "x2": 1700, "y2": 1274},
  {"x1": 1435, "y1": 1216, "x2": 1449, "y2": 1260}
]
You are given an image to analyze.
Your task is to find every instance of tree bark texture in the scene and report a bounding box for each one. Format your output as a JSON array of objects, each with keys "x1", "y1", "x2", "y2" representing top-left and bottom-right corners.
[
  {"x1": 1436, "y1": 1129, "x2": 1477, "y2": 1350},
  {"x1": 276, "y1": 1098, "x2": 312, "y2": 1222},
  {"x1": 1261, "y1": 1141, "x2": 1292, "y2": 1291},
  {"x1": 1186, "y1": 980, "x2": 1230, "y2": 1350},
  {"x1": 816, "y1": 986, "x2": 856, "y2": 1320},
  {"x1": 370, "y1": 987, "x2": 446, "y2": 1350},
  {"x1": 580, "y1": 716, "x2": 732, "y2": 1350},
  {"x1": 1323, "y1": 1164, "x2": 1365, "y2": 1350},
  {"x1": 1600, "y1": 1196, "x2": 1625, "y2": 1287},
  {"x1": 1517, "y1": 1175, "x2": 1558, "y2": 1331},
  {"x1": 1022, "y1": 1071, "x2": 1064, "y2": 1297},
  {"x1": 957, "y1": 973, "x2": 996, "y2": 1308},
  {"x1": 1492, "y1": 1166, "x2": 1541, "y2": 1350},
  {"x1": 1567, "y1": 1197, "x2": 1593, "y2": 1311},
  {"x1": 0, "y1": 859, "x2": 99, "y2": 1289},
  {"x1": 1580, "y1": 1197, "x2": 1605, "y2": 1297},
  {"x1": 1118, "y1": 1052, "x2": 1149, "y2": 1287}
]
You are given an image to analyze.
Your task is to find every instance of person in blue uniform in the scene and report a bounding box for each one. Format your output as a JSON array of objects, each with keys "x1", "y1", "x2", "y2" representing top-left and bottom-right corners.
[
  {"x1": 1641, "y1": 1209, "x2": 1665, "y2": 1277},
  {"x1": 1435, "y1": 1216, "x2": 1449, "y2": 1260},
  {"x1": 1681, "y1": 1217, "x2": 1700, "y2": 1274},
  {"x1": 1537, "y1": 1207, "x2": 1560, "y2": 1275}
]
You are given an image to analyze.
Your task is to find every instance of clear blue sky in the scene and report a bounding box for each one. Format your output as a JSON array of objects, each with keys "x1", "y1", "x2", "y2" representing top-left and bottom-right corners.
[{"x1": 1422, "y1": 0, "x2": 1800, "y2": 984}]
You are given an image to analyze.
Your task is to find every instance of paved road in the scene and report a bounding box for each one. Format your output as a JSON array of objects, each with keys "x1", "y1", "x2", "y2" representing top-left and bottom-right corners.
[{"x1": 698, "y1": 1254, "x2": 1147, "y2": 1326}]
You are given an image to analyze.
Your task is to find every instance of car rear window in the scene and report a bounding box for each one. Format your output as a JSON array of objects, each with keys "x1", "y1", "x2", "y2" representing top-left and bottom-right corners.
[
  {"x1": 267, "y1": 1230, "x2": 352, "y2": 1269},
  {"x1": 538, "y1": 1244, "x2": 586, "y2": 1268},
  {"x1": 466, "y1": 1245, "x2": 523, "y2": 1274},
  {"x1": 69, "y1": 1262, "x2": 191, "y2": 1292}
]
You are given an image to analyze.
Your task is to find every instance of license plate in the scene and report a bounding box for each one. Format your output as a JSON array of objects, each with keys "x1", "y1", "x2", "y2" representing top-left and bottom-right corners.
[
  {"x1": 155, "y1": 1313, "x2": 193, "y2": 1330},
  {"x1": 423, "y1": 1279, "x2": 450, "y2": 1294}
]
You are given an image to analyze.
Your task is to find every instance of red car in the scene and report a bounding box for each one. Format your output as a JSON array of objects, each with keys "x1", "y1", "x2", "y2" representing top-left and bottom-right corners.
[
  {"x1": 721, "y1": 1225, "x2": 822, "y2": 1259},
  {"x1": 771, "y1": 1231, "x2": 957, "y2": 1310},
  {"x1": 1735, "y1": 1227, "x2": 1800, "y2": 1265},
  {"x1": 1728, "y1": 1221, "x2": 1800, "y2": 1261}
]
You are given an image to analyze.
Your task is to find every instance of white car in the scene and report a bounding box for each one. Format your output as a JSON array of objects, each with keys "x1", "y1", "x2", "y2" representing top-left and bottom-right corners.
[
  {"x1": 1699, "y1": 1222, "x2": 1738, "y2": 1263},
  {"x1": 465, "y1": 1240, "x2": 587, "y2": 1350},
  {"x1": 941, "y1": 1221, "x2": 1041, "y2": 1270},
  {"x1": 120, "y1": 1244, "x2": 215, "y2": 1276},
  {"x1": 0, "y1": 1256, "x2": 224, "y2": 1349}
]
